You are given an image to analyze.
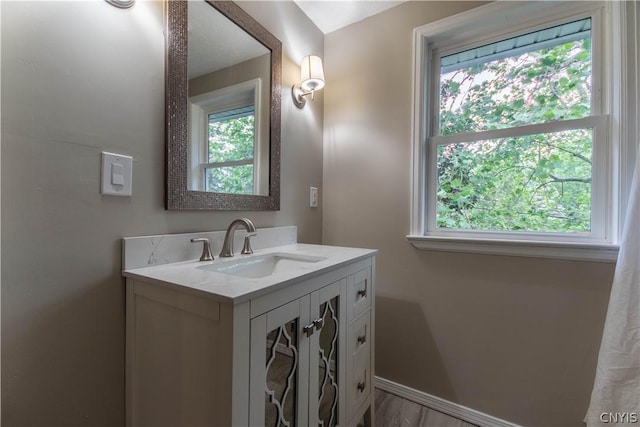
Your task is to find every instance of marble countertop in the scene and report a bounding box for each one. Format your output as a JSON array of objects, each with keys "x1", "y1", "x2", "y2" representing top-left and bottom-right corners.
[{"x1": 123, "y1": 243, "x2": 377, "y2": 304}]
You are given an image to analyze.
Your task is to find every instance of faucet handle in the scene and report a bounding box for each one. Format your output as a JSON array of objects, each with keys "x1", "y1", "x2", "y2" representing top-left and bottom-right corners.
[
  {"x1": 241, "y1": 232, "x2": 257, "y2": 255},
  {"x1": 191, "y1": 238, "x2": 214, "y2": 262}
]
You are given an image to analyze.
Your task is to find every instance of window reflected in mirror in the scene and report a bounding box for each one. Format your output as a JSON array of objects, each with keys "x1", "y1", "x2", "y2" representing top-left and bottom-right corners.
[{"x1": 189, "y1": 78, "x2": 269, "y2": 195}]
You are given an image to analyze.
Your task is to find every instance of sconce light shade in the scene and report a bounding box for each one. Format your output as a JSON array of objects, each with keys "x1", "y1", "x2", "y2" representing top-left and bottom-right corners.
[
  {"x1": 105, "y1": 0, "x2": 135, "y2": 8},
  {"x1": 300, "y1": 55, "x2": 325, "y2": 92},
  {"x1": 292, "y1": 55, "x2": 325, "y2": 109}
]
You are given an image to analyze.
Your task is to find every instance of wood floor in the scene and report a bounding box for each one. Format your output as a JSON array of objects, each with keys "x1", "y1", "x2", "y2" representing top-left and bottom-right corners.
[{"x1": 375, "y1": 389, "x2": 478, "y2": 427}]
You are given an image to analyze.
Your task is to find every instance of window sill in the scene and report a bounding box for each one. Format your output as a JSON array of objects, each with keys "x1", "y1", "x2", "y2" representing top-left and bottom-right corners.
[{"x1": 407, "y1": 235, "x2": 619, "y2": 262}]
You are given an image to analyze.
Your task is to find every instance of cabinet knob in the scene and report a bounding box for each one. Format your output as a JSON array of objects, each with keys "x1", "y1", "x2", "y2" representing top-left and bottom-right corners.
[
  {"x1": 357, "y1": 334, "x2": 366, "y2": 345},
  {"x1": 313, "y1": 318, "x2": 324, "y2": 331},
  {"x1": 357, "y1": 380, "x2": 366, "y2": 393},
  {"x1": 303, "y1": 318, "x2": 324, "y2": 337},
  {"x1": 303, "y1": 323, "x2": 315, "y2": 337},
  {"x1": 357, "y1": 288, "x2": 367, "y2": 298}
]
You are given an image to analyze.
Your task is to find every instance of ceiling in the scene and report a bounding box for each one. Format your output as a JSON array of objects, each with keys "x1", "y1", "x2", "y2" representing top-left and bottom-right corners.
[
  {"x1": 187, "y1": 1, "x2": 407, "y2": 79},
  {"x1": 293, "y1": 0, "x2": 407, "y2": 34}
]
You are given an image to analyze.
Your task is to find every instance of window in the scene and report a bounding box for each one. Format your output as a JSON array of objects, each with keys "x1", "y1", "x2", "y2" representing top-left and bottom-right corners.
[
  {"x1": 189, "y1": 79, "x2": 262, "y2": 195},
  {"x1": 409, "y1": 2, "x2": 637, "y2": 261},
  {"x1": 435, "y1": 17, "x2": 604, "y2": 234}
]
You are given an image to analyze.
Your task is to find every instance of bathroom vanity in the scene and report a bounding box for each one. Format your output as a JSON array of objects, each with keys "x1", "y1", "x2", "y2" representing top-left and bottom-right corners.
[{"x1": 122, "y1": 227, "x2": 376, "y2": 426}]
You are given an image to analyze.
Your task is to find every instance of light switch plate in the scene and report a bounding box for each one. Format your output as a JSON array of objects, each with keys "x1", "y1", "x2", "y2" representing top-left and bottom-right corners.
[
  {"x1": 310, "y1": 186, "x2": 318, "y2": 208},
  {"x1": 101, "y1": 152, "x2": 132, "y2": 196}
]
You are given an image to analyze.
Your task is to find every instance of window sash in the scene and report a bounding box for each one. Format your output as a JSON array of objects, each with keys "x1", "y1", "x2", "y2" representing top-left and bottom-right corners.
[
  {"x1": 203, "y1": 163, "x2": 255, "y2": 194},
  {"x1": 205, "y1": 111, "x2": 256, "y2": 164},
  {"x1": 425, "y1": 115, "x2": 610, "y2": 242},
  {"x1": 430, "y1": 116, "x2": 604, "y2": 146},
  {"x1": 201, "y1": 158, "x2": 254, "y2": 170},
  {"x1": 208, "y1": 105, "x2": 254, "y2": 124},
  {"x1": 439, "y1": 18, "x2": 592, "y2": 74}
]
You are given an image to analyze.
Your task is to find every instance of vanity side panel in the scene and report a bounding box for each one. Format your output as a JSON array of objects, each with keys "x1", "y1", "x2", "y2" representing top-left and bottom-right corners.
[
  {"x1": 126, "y1": 279, "x2": 233, "y2": 426},
  {"x1": 369, "y1": 256, "x2": 376, "y2": 427},
  {"x1": 126, "y1": 280, "x2": 135, "y2": 426}
]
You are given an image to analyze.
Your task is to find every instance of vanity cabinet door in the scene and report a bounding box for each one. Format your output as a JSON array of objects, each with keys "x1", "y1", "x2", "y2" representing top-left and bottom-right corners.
[
  {"x1": 249, "y1": 280, "x2": 347, "y2": 427},
  {"x1": 309, "y1": 279, "x2": 347, "y2": 427},
  {"x1": 250, "y1": 295, "x2": 311, "y2": 427}
]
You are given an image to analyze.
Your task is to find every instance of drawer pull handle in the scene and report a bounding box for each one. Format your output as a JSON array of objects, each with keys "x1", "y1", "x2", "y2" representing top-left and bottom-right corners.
[
  {"x1": 357, "y1": 380, "x2": 366, "y2": 393},
  {"x1": 356, "y1": 288, "x2": 367, "y2": 298},
  {"x1": 357, "y1": 334, "x2": 366, "y2": 345}
]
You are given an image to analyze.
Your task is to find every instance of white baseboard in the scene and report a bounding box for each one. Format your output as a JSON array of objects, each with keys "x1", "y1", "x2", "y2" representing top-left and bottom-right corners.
[{"x1": 375, "y1": 377, "x2": 521, "y2": 427}]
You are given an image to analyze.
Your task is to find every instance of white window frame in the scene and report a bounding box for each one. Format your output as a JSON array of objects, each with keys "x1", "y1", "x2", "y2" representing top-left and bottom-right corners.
[
  {"x1": 188, "y1": 78, "x2": 262, "y2": 192},
  {"x1": 408, "y1": 1, "x2": 639, "y2": 262}
]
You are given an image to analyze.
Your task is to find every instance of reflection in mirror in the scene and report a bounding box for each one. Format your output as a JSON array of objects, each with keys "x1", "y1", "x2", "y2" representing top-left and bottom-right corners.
[
  {"x1": 188, "y1": 2, "x2": 270, "y2": 195},
  {"x1": 166, "y1": 1, "x2": 282, "y2": 210}
]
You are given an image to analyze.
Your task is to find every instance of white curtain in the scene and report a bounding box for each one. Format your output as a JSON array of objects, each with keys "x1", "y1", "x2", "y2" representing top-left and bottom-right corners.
[{"x1": 585, "y1": 153, "x2": 640, "y2": 426}]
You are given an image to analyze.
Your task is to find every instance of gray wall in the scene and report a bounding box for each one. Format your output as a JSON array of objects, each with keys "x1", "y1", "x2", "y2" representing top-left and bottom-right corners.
[
  {"x1": 322, "y1": 2, "x2": 614, "y2": 426},
  {"x1": 1, "y1": 1, "x2": 323, "y2": 424}
]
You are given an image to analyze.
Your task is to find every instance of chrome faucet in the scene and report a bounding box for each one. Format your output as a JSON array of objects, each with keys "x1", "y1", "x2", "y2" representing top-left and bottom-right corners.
[{"x1": 219, "y1": 218, "x2": 257, "y2": 257}]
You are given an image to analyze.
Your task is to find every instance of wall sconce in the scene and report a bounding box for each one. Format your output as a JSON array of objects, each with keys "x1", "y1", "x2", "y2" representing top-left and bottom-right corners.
[
  {"x1": 292, "y1": 55, "x2": 325, "y2": 109},
  {"x1": 105, "y1": 0, "x2": 135, "y2": 8}
]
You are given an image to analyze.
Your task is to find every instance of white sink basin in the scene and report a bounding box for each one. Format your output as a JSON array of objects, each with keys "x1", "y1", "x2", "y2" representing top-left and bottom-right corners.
[{"x1": 197, "y1": 252, "x2": 327, "y2": 278}]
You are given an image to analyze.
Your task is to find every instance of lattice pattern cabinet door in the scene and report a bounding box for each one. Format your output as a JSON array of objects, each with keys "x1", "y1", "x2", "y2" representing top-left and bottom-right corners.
[
  {"x1": 250, "y1": 295, "x2": 311, "y2": 426},
  {"x1": 309, "y1": 279, "x2": 347, "y2": 427},
  {"x1": 249, "y1": 279, "x2": 348, "y2": 427}
]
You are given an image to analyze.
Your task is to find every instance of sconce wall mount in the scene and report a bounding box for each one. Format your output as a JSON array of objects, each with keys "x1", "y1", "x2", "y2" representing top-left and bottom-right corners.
[{"x1": 292, "y1": 55, "x2": 325, "y2": 109}]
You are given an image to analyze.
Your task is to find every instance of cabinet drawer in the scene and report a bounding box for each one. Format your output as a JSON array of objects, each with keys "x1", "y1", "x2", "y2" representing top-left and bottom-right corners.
[
  {"x1": 347, "y1": 347, "x2": 370, "y2": 419},
  {"x1": 348, "y1": 269, "x2": 371, "y2": 321},
  {"x1": 348, "y1": 310, "x2": 370, "y2": 361}
]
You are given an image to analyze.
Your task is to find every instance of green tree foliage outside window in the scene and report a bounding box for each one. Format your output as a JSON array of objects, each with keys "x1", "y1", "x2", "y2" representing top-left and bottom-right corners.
[
  {"x1": 206, "y1": 112, "x2": 255, "y2": 194},
  {"x1": 437, "y1": 31, "x2": 593, "y2": 233}
]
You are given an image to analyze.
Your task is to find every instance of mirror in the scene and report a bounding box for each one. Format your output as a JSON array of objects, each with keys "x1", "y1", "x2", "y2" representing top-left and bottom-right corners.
[{"x1": 166, "y1": 0, "x2": 282, "y2": 210}]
